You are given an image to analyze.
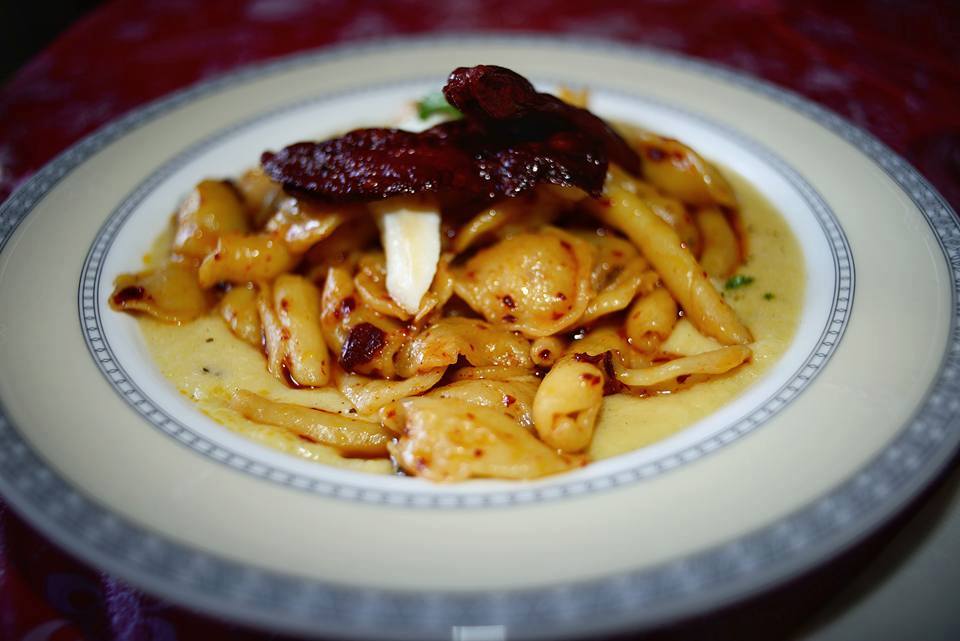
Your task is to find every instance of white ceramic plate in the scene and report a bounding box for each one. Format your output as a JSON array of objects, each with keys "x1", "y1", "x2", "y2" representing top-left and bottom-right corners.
[{"x1": 1, "y1": 36, "x2": 958, "y2": 640}]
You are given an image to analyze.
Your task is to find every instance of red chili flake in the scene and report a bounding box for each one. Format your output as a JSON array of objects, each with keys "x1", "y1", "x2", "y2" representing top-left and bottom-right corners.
[
  {"x1": 339, "y1": 322, "x2": 386, "y2": 372},
  {"x1": 580, "y1": 373, "x2": 602, "y2": 385},
  {"x1": 538, "y1": 349, "x2": 552, "y2": 360},
  {"x1": 677, "y1": 374, "x2": 690, "y2": 384},
  {"x1": 334, "y1": 296, "x2": 356, "y2": 320},
  {"x1": 298, "y1": 434, "x2": 319, "y2": 444},
  {"x1": 645, "y1": 147, "x2": 666, "y2": 162},
  {"x1": 559, "y1": 240, "x2": 572, "y2": 251},
  {"x1": 112, "y1": 286, "x2": 146, "y2": 305},
  {"x1": 573, "y1": 352, "x2": 603, "y2": 364},
  {"x1": 573, "y1": 351, "x2": 626, "y2": 395},
  {"x1": 502, "y1": 294, "x2": 516, "y2": 309},
  {"x1": 551, "y1": 311, "x2": 565, "y2": 320},
  {"x1": 473, "y1": 448, "x2": 484, "y2": 458},
  {"x1": 466, "y1": 412, "x2": 476, "y2": 420},
  {"x1": 555, "y1": 292, "x2": 567, "y2": 300},
  {"x1": 279, "y1": 298, "x2": 289, "y2": 311},
  {"x1": 503, "y1": 314, "x2": 517, "y2": 323},
  {"x1": 504, "y1": 395, "x2": 517, "y2": 407}
]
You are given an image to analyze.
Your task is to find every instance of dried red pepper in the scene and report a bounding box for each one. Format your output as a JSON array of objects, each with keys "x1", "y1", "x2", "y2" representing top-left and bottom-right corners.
[{"x1": 261, "y1": 65, "x2": 640, "y2": 204}]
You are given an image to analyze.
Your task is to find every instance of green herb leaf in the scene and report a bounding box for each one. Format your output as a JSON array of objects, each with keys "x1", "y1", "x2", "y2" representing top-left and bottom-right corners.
[
  {"x1": 763, "y1": 292, "x2": 775, "y2": 300},
  {"x1": 724, "y1": 274, "x2": 755, "y2": 290},
  {"x1": 416, "y1": 93, "x2": 462, "y2": 120}
]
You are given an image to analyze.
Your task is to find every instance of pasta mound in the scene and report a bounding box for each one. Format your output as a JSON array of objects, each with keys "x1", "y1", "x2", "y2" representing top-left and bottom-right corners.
[{"x1": 111, "y1": 68, "x2": 756, "y2": 482}]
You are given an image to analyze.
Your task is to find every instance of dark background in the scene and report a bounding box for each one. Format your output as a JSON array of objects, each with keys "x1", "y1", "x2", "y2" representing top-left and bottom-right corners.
[{"x1": 1, "y1": 0, "x2": 104, "y2": 82}]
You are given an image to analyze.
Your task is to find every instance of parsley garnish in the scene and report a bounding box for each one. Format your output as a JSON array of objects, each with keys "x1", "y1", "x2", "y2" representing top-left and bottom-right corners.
[
  {"x1": 415, "y1": 93, "x2": 462, "y2": 120},
  {"x1": 763, "y1": 292, "x2": 775, "y2": 300},
  {"x1": 724, "y1": 274, "x2": 755, "y2": 290}
]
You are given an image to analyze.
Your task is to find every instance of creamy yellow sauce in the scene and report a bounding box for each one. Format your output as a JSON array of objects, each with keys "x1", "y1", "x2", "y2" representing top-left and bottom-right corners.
[{"x1": 137, "y1": 169, "x2": 803, "y2": 475}]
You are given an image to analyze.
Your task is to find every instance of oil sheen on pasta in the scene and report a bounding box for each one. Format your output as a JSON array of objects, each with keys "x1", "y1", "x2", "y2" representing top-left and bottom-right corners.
[{"x1": 137, "y1": 168, "x2": 803, "y2": 471}]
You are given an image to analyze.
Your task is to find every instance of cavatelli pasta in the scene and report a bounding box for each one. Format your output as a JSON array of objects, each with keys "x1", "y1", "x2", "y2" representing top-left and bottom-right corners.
[{"x1": 111, "y1": 72, "x2": 787, "y2": 482}]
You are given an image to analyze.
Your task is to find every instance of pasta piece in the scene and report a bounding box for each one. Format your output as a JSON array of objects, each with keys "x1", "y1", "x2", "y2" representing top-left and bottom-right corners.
[
  {"x1": 630, "y1": 130, "x2": 737, "y2": 207},
  {"x1": 609, "y1": 178, "x2": 704, "y2": 254},
  {"x1": 625, "y1": 287, "x2": 678, "y2": 353},
  {"x1": 449, "y1": 195, "x2": 542, "y2": 254},
  {"x1": 454, "y1": 228, "x2": 594, "y2": 337},
  {"x1": 383, "y1": 397, "x2": 578, "y2": 482},
  {"x1": 581, "y1": 258, "x2": 658, "y2": 323},
  {"x1": 645, "y1": 194, "x2": 702, "y2": 256},
  {"x1": 395, "y1": 317, "x2": 532, "y2": 378},
  {"x1": 265, "y1": 197, "x2": 353, "y2": 254},
  {"x1": 572, "y1": 228, "x2": 644, "y2": 301},
  {"x1": 696, "y1": 206, "x2": 740, "y2": 278},
  {"x1": 557, "y1": 86, "x2": 589, "y2": 108},
  {"x1": 256, "y1": 282, "x2": 285, "y2": 379},
  {"x1": 350, "y1": 252, "x2": 457, "y2": 325},
  {"x1": 490, "y1": 190, "x2": 568, "y2": 240},
  {"x1": 173, "y1": 180, "x2": 250, "y2": 258},
  {"x1": 197, "y1": 234, "x2": 298, "y2": 288},
  {"x1": 659, "y1": 318, "x2": 723, "y2": 357},
  {"x1": 234, "y1": 167, "x2": 283, "y2": 228},
  {"x1": 614, "y1": 345, "x2": 752, "y2": 388},
  {"x1": 589, "y1": 167, "x2": 752, "y2": 345},
  {"x1": 413, "y1": 254, "x2": 455, "y2": 325},
  {"x1": 334, "y1": 366, "x2": 444, "y2": 415},
  {"x1": 450, "y1": 201, "x2": 515, "y2": 254},
  {"x1": 532, "y1": 357, "x2": 605, "y2": 453},
  {"x1": 219, "y1": 284, "x2": 261, "y2": 347},
  {"x1": 448, "y1": 367, "x2": 538, "y2": 382},
  {"x1": 353, "y1": 253, "x2": 413, "y2": 321},
  {"x1": 570, "y1": 324, "x2": 634, "y2": 363},
  {"x1": 110, "y1": 260, "x2": 209, "y2": 323},
  {"x1": 319, "y1": 265, "x2": 357, "y2": 349},
  {"x1": 319, "y1": 265, "x2": 410, "y2": 378},
  {"x1": 530, "y1": 336, "x2": 566, "y2": 367},
  {"x1": 274, "y1": 274, "x2": 329, "y2": 387},
  {"x1": 303, "y1": 215, "x2": 378, "y2": 280},
  {"x1": 230, "y1": 390, "x2": 390, "y2": 457},
  {"x1": 426, "y1": 378, "x2": 539, "y2": 428}
]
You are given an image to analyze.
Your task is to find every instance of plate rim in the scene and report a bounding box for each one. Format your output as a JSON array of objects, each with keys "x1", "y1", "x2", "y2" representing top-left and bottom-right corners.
[{"x1": 1, "y1": 33, "x2": 958, "y2": 640}]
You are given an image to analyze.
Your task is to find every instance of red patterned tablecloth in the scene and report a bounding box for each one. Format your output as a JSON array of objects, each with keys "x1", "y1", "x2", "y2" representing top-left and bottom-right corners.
[{"x1": 1, "y1": 1, "x2": 958, "y2": 639}]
